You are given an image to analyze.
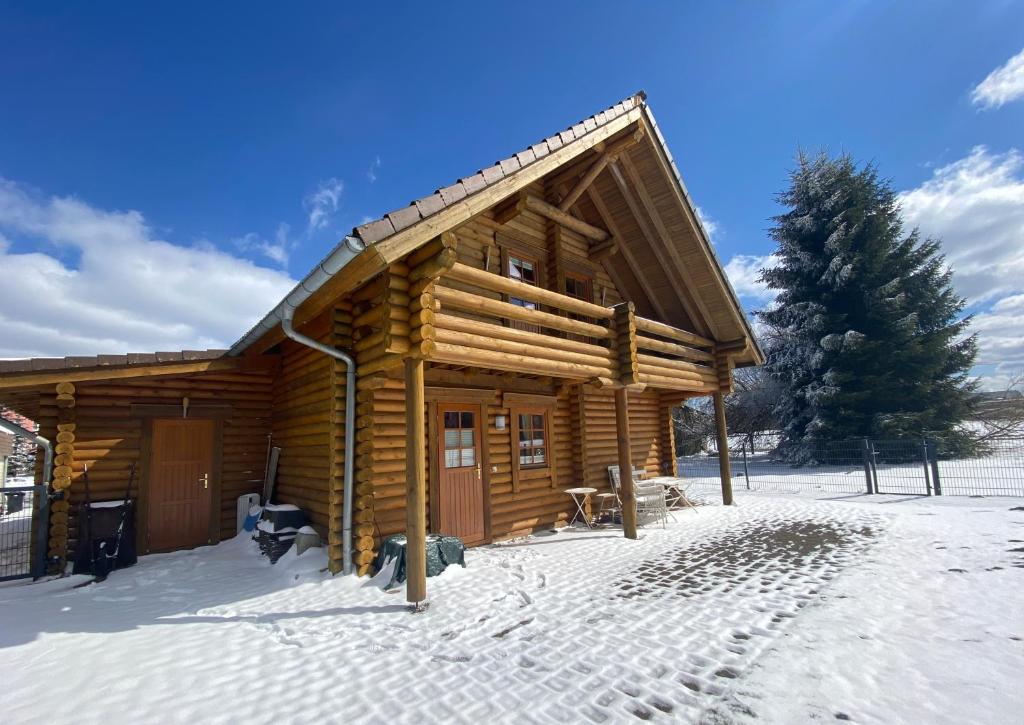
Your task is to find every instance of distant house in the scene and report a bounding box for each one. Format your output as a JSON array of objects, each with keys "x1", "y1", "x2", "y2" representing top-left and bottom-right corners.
[
  {"x1": 0, "y1": 430, "x2": 12, "y2": 485},
  {"x1": 0, "y1": 93, "x2": 760, "y2": 599}
]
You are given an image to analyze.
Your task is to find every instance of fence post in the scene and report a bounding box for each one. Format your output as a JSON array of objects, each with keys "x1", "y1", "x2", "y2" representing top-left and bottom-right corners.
[
  {"x1": 921, "y1": 439, "x2": 932, "y2": 496},
  {"x1": 861, "y1": 438, "x2": 874, "y2": 494},
  {"x1": 32, "y1": 484, "x2": 50, "y2": 579},
  {"x1": 925, "y1": 438, "x2": 942, "y2": 495},
  {"x1": 742, "y1": 440, "x2": 751, "y2": 490}
]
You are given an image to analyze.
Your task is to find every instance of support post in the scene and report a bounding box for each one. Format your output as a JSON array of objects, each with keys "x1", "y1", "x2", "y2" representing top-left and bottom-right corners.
[
  {"x1": 712, "y1": 391, "x2": 733, "y2": 505},
  {"x1": 614, "y1": 388, "x2": 638, "y2": 539},
  {"x1": 742, "y1": 439, "x2": 750, "y2": 490},
  {"x1": 926, "y1": 438, "x2": 942, "y2": 495},
  {"x1": 862, "y1": 438, "x2": 874, "y2": 494},
  {"x1": 404, "y1": 357, "x2": 427, "y2": 606},
  {"x1": 921, "y1": 439, "x2": 933, "y2": 496}
]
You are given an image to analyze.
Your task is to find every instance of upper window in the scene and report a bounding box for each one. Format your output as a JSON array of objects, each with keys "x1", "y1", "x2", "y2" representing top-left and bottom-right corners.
[
  {"x1": 517, "y1": 412, "x2": 547, "y2": 467},
  {"x1": 508, "y1": 254, "x2": 539, "y2": 310},
  {"x1": 564, "y1": 273, "x2": 592, "y2": 303}
]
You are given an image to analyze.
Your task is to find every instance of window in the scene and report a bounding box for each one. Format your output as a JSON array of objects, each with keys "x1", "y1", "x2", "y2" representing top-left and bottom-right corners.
[
  {"x1": 507, "y1": 398, "x2": 557, "y2": 492},
  {"x1": 504, "y1": 249, "x2": 543, "y2": 333},
  {"x1": 564, "y1": 271, "x2": 594, "y2": 341},
  {"x1": 517, "y1": 412, "x2": 547, "y2": 467},
  {"x1": 442, "y1": 410, "x2": 476, "y2": 468},
  {"x1": 508, "y1": 254, "x2": 539, "y2": 310},
  {"x1": 564, "y1": 273, "x2": 592, "y2": 304}
]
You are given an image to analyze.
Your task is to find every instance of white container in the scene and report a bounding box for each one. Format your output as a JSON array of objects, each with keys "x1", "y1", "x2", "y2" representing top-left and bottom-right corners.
[{"x1": 236, "y1": 493, "x2": 261, "y2": 533}]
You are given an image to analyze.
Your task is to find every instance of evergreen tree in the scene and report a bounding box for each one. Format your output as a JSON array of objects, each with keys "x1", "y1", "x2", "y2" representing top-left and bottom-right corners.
[{"x1": 758, "y1": 152, "x2": 977, "y2": 458}]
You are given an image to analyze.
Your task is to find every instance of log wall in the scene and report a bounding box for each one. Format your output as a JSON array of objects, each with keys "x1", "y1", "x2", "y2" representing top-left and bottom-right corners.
[{"x1": 38, "y1": 370, "x2": 273, "y2": 564}]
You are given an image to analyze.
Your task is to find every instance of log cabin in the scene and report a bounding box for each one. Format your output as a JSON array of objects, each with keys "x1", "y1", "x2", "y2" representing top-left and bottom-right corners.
[{"x1": 0, "y1": 92, "x2": 761, "y2": 601}]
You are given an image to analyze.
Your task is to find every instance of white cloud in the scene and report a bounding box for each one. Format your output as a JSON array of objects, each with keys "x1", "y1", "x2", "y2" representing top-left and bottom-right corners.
[
  {"x1": 694, "y1": 205, "x2": 719, "y2": 240},
  {"x1": 724, "y1": 253, "x2": 779, "y2": 306},
  {"x1": 367, "y1": 156, "x2": 381, "y2": 184},
  {"x1": 0, "y1": 177, "x2": 296, "y2": 358},
  {"x1": 304, "y1": 178, "x2": 343, "y2": 234},
  {"x1": 898, "y1": 146, "x2": 1024, "y2": 304},
  {"x1": 234, "y1": 222, "x2": 295, "y2": 267},
  {"x1": 971, "y1": 47, "x2": 1024, "y2": 110},
  {"x1": 898, "y1": 146, "x2": 1024, "y2": 388}
]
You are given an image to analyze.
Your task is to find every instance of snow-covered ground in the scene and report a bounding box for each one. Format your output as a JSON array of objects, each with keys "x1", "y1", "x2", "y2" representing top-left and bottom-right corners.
[{"x1": 1, "y1": 487, "x2": 1022, "y2": 724}]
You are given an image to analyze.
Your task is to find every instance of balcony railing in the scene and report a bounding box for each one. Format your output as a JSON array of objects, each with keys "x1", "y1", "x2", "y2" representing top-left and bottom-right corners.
[{"x1": 426, "y1": 262, "x2": 720, "y2": 393}]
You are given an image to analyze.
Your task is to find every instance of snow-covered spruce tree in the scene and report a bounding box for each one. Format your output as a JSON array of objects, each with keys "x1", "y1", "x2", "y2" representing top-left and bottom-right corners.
[{"x1": 758, "y1": 152, "x2": 977, "y2": 460}]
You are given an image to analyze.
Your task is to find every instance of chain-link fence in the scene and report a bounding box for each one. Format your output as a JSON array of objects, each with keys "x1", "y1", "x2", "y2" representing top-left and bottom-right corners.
[{"x1": 678, "y1": 436, "x2": 1024, "y2": 497}]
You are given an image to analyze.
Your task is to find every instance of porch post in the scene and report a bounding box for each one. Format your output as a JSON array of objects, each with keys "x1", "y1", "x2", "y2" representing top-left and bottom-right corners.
[
  {"x1": 404, "y1": 357, "x2": 427, "y2": 605},
  {"x1": 712, "y1": 391, "x2": 733, "y2": 505},
  {"x1": 615, "y1": 387, "x2": 638, "y2": 539}
]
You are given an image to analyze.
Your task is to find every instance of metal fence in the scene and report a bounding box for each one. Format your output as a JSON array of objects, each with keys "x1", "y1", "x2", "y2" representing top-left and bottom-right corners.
[
  {"x1": 0, "y1": 484, "x2": 47, "y2": 581},
  {"x1": 678, "y1": 436, "x2": 1024, "y2": 498}
]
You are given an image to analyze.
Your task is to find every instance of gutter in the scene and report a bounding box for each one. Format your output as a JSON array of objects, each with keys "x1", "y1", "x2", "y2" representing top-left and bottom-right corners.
[
  {"x1": 227, "y1": 234, "x2": 365, "y2": 576},
  {"x1": 0, "y1": 416, "x2": 53, "y2": 579}
]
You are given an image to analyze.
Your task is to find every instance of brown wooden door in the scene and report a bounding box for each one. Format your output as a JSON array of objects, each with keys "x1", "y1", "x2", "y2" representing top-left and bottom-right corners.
[
  {"x1": 437, "y1": 403, "x2": 486, "y2": 545},
  {"x1": 147, "y1": 419, "x2": 215, "y2": 552}
]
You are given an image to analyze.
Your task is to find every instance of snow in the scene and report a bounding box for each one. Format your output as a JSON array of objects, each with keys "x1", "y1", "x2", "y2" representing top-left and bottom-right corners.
[
  {"x1": 1, "y1": 489, "x2": 1022, "y2": 723},
  {"x1": 88, "y1": 499, "x2": 127, "y2": 509}
]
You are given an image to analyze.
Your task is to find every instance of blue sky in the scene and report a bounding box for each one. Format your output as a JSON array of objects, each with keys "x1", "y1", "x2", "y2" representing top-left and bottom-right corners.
[{"x1": 1, "y1": 2, "x2": 1022, "y2": 386}]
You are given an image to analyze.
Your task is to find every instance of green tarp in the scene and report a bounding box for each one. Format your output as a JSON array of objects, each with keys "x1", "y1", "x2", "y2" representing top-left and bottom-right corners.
[{"x1": 373, "y1": 534, "x2": 466, "y2": 590}]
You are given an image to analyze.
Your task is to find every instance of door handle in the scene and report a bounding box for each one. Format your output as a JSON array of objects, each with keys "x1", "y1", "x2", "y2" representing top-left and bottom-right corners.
[{"x1": 200, "y1": 473, "x2": 209, "y2": 489}]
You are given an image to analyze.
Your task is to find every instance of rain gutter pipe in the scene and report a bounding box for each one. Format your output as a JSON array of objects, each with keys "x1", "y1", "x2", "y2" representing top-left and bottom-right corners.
[{"x1": 228, "y1": 235, "x2": 365, "y2": 576}]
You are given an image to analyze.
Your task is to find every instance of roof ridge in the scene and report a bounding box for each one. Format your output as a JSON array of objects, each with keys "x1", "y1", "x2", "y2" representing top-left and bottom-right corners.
[{"x1": 354, "y1": 91, "x2": 647, "y2": 245}]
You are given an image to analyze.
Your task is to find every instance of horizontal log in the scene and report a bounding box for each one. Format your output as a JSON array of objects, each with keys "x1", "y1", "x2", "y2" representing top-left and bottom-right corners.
[
  {"x1": 635, "y1": 335, "x2": 715, "y2": 363},
  {"x1": 634, "y1": 317, "x2": 714, "y2": 349},
  {"x1": 430, "y1": 343, "x2": 609, "y2": 380},
  {"x1": 636, "y1": 372, "x2": 714, "y2": 392},
  {"x1": 434, "y1": 328, "x2": 615, "y2": 373},
  {"x1": 522, "y1": 194, "x2": 610, "y2": 242},
  {"x1": 433, "y1": 286, "x2": 610, "y2": 339},
  {"x1": 446, "y1": 262, "x2": 612, "y2": 319},
  {"x1": 434, "y1": 314, "x2": 612, "y2": 358}
]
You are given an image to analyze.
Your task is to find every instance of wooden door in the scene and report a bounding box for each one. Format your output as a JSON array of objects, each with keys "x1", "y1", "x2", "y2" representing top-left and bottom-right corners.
[
  {"x1": 147, "y1": 419, "x2": 215, "y2": 552},
  {"x1": 436, "y1": 403, "x2": 486, "y2": 545}
]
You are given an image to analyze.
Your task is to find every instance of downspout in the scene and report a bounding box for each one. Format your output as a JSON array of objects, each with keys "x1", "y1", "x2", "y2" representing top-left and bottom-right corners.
[
  {"x1": 1, "y1": 416, "x2": 54, "y2": 578},
  {"x1": 227, "y1": 234, "x2": 365, "y2": 576},
  {"x1": 280, "y1": 312, "x2": 357, "y2": 575}
]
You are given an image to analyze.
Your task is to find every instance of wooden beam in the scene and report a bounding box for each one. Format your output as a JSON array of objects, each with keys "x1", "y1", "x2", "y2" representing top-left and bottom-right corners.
[
  {"x1": 634, "y1": 316, "x2": 714, "y2": 350},
  {"x1": 590, "y1": 236, "x2": 619, "y2": 262},
  {"x1": 713, "y1": 391, "x2": 734, "y2": 506},
  {"x1": 405, "y1": 357, "x2": 428, "y2": 606},
  {"x1": 522, "y1": 194, "x2": 610, "y2": 242},
  {"x1": 615, "y1": 387, "x2": 638, "y2": 539},
  {"x1": 492, "y1": 192, "x2": 526, "y2": 225},
  {"x1": 615, "y1": 156, "x2": 719, "y2": 339},
  {"x1": 558, "y1": 127, "x2": 646, "y2": 212},
  {"x1": 432, "y1": 286, "x2": 611, "y2": 339},
  {"x1": 0, "y1": 356, "x2": 279, "y2": 391},
  {"x1": 445, "y1": 262, "x2": 613, "y2": 320},
  {"x1": 585, "y1": 186, "x2": 672, "y2": 321},
  {"x1": 373, "y1": 110, "x2": 644, "y2": 265}
]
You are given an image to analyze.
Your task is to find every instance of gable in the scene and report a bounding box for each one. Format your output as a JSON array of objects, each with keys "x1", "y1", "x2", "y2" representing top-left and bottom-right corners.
[{"x1": 229, "y1": 93, "x2": 761, "y2": 366}]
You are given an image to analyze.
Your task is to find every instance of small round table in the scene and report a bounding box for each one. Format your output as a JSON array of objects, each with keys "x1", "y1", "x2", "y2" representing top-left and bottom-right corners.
[{"x1": 565, "y1": 487, "x2": 598, "y2": 528}]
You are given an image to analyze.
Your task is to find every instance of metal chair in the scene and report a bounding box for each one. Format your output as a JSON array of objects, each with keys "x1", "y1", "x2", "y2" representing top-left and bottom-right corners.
[{"x1": 607, "y1": 466, "x2": 669, "y2": 528}]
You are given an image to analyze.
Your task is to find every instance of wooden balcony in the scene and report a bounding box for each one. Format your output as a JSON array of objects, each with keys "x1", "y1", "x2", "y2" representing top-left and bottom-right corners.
[{"x1": 425, "y1": 262, "x2": 721, "y2": 394}]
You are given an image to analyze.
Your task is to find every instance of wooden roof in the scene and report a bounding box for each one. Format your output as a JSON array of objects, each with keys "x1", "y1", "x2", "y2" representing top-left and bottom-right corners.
[{"x1": 342, "y1": 91, "x2": 762, "y2": 365}]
